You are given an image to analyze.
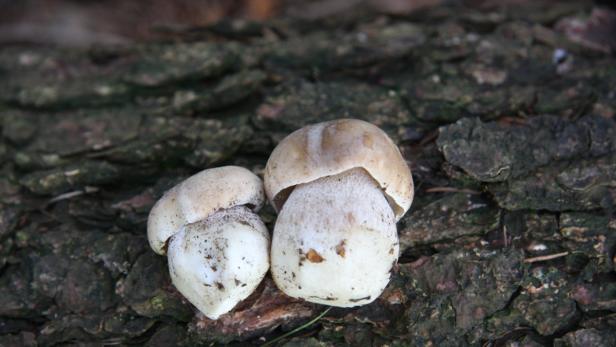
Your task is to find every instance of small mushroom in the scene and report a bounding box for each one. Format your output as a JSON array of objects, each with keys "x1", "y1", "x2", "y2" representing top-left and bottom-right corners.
[
  {"x1": 147, "y1": 166, "x2": 270, "y2": 319},
  {"x1": 264, "y1": 119, "x2": 413, "y2": 307},
  {"x1": 148, "y1": 166, "x2": 264, "y2": 255}
]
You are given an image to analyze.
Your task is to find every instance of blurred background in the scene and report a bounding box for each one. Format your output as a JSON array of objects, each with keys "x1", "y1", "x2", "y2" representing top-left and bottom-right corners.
[{"x1": 0, "y1": 0, "x2": 614, "y2": 49}]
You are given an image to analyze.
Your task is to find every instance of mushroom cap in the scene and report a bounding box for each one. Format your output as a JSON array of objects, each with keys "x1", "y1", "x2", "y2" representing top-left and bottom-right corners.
[
  {"x1": 264, "y1": 119, "x2": 413, "y2": 220},
  {"x1": 167, "y1": 206, "x2": 270, "y2": 319},
  {"x1": 270, "y1": 168, "x2": 399, "y2": 307},
  {"x1": 147, "y1": 166, "x2": 264, "y2": 255}
]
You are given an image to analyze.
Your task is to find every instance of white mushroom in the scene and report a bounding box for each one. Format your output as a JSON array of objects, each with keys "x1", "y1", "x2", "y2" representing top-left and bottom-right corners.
[
  {"x1": 167, "y1": 206, "x2": 269, "y2": 319},
  {"x1": 264, "y1": 119, "x2": 413, "y2": 307},
  {"x1": 148, "y1": 166, "x2": 264, "y2": 255},
  {"x1": 147, "y1": 166, "x2": 270, "y2": 319}
]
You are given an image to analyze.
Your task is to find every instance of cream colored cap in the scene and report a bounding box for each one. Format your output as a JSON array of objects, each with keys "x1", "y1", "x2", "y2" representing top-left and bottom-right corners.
[
  {"x1": 264, "y1": 119, "x2": 413, "y2": 220},
  {"x1": 147, "y1": 166, "x2": 264, "y2": 255}
]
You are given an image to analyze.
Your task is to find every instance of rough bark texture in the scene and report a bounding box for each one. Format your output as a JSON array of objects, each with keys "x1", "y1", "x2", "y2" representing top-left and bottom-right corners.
[{"x1": 1, "y1": 1, "x2": 616, "y2": 346}]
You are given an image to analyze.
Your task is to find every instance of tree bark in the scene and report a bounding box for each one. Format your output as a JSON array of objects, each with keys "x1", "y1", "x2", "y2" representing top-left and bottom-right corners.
[{"x1": 1, "y1": 1, "x2": 615, "y2": 346}]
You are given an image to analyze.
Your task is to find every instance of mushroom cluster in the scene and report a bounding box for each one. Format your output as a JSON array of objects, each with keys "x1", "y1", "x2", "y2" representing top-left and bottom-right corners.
[
  {"x1": 146, "y1": 119, "x2": 413, "y2": 319},
  {"x1": 147, "y1": 166, "x2": 270, "y2": 319},
  {"x1": 264, "y1": 119, "x2": 413, "y2": 306}
]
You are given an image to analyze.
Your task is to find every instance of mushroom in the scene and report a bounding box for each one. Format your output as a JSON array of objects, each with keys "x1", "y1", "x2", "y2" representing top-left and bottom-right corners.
[
  {"x1": 147, "y1": 166, "x2": 270, "y2": 319},
  {"x1": 264, "y1": 119, "x2": 413, "y2": 307}
]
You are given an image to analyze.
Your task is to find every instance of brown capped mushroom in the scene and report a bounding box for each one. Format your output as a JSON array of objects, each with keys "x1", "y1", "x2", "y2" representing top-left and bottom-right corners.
[{"x1": 264, "y1": 119, "x2": 413, "y2": 307}]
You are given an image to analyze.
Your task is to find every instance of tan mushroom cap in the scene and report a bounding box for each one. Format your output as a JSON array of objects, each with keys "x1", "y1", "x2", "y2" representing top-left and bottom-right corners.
[
  {"x1": 147, "y1": 166, "x2": 265, "y2": 255},
  {"x1": 264, "y1": 119, "x2": 413, "y2": 220}
]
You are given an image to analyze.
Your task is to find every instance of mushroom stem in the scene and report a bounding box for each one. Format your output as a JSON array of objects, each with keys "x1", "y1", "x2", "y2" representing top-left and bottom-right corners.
[
  {"x1": 167, "y1": 206, "x2": 270, "y2": 320},
  {"x1": 271, "y1": 168, "x2": 399, "y2": 307}
]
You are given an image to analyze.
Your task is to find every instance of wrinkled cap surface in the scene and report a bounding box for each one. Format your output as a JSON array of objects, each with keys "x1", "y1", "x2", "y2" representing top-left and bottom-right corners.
[
  {"x1": 147, "y1": 166, "x2": 264, "y2": 254},
  {"x1": 264, "y1": 119, "x2": 413, "y2": 220}
]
